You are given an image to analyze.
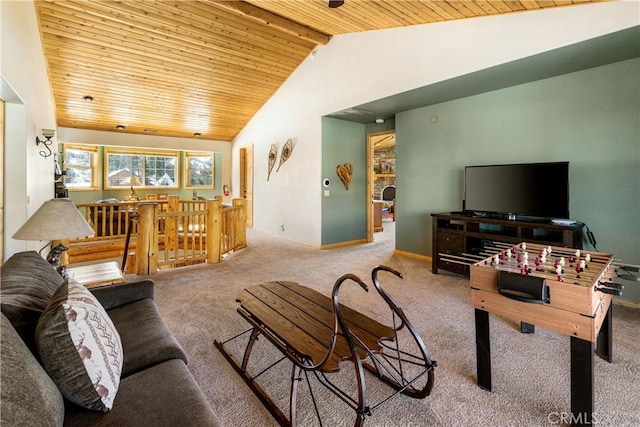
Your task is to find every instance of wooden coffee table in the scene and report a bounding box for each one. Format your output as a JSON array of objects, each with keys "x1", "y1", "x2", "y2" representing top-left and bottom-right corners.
[{"x1": 215, "y1": 267, "x2": 437, "y2": 426}]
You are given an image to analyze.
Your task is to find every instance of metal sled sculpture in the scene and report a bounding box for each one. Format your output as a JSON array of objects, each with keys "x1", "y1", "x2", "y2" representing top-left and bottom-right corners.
[{"x1": 214, "y1": 265, "x2": 437, "y2": 426}]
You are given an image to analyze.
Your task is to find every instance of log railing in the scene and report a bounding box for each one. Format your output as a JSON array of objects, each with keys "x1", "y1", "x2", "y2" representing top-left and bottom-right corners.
[
  {"x1": 136, "y1": 198, "x2": 247, "y2": 274},
  {"x1": 75, "y1": 201, "x2": 139, "y2": 240},
  {"x1": 60, "y1": 197, "x2": 246, "y2": 273}
]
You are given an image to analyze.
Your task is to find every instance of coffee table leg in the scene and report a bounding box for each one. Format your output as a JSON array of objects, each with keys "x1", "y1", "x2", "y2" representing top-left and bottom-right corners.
[
  {"x1": 571, "y1": 336, "x2": 594, "y2": 426},
  {"x1": 475, "y1": 309, "x2": 492, "y2": 392},
  {"x1": 290, "y1": 364, "x2": 302, "y2": 426},
  {"x1": 241, "y1": 328, "x2": 260, "y2": 371}
]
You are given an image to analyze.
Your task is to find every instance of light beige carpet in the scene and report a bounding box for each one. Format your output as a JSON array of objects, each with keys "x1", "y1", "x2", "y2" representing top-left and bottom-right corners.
[{"x1": 146, "y1": 223, "x2": 640, "y2": 426}]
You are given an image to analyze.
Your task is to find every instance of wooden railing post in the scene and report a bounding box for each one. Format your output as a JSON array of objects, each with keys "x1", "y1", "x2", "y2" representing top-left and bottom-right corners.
[
  {"x1": 233, "y1": 198, "x2": 247, "y2": 249},
  {"x1": 165, "y1": 195, "x2": 179, "y2": 251},
  {"x1": 167, "y1": 195, "x2": 179, "y2": 212},
  {"x1": 135, "y1": 202, "x2": 159, "y2": 275},
  {"x1": 207, "y1": 199, "x2": 222, "y2": 264}
]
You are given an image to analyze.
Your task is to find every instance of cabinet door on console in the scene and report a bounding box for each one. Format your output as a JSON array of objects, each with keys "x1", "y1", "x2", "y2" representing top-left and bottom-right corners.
[{"x1": 438, "y1": 231, "x2": 464, "y2": 254}]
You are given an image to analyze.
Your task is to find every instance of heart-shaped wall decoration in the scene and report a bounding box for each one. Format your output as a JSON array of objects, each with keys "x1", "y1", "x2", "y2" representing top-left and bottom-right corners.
[{"x1": 336, "y1": 163, "x2": 353, "y2": 190}]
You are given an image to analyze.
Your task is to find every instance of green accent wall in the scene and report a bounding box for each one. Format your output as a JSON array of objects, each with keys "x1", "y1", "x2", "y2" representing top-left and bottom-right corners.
[
  {"x1": 321, "y1": 117, "x2": 366, "y2": 245},
  {"x1": 396, "y1": 58, "x2": 639, "y2": 266},
  {"x1": 321, "y1": 118, "x2": 397, "y2": 245}
]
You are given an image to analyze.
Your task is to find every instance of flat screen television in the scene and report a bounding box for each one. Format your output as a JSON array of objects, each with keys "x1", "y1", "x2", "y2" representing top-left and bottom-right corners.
[{"x1": 464, "y1": 161, "x2": 570, "y2": 220}]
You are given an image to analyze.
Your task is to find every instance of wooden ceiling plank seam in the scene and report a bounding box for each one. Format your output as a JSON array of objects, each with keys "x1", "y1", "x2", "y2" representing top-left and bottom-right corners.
[
  {"x1": 48, "y1": 71, "x2": 268, "y2": 105},
  {"x1": 53, "y1": 94, "x2": 263, "y2": 117},
  {"x1": 247, "y1": 1, "x2": 356, "y2": 35},
  {"x1": 373, "y1": 2, "x2": 422, "y2": 27},
  {"x1": 39, "y1": 31, "x2": 297, "y2": 85},
  {"x1": 161, "y1": 1, "x2": 318, "y2": 50},
  {"x1": 486, "y1": 1, "x2": 521, "y2": 13},
  {"x1": 205, "y1": 0, "x2": 330, "y2": 45},
  {"x1": 295, "y1": 0, "x2": 413, "y2": 34},
  {"x1": 58, "y1": 117, "x2": 245, "y2": 131},
  {"x1": 331, "y1": 2, "x2": 411, "y2": 33},
  {"x1": 59, "y1": 119, "x2": 240, "y2": 134},
  {"x1": 536, "y1": 0, "x2": 562, "y2": 7},
  {"x1": 44, "y1": 45, "x2": 286, "y2": 94},
  {"x1": 58, "y1": 122, "x2": 235, "y2": 141},
  {"x1": 47, "y1": 69, "x2": 276, "y2": 103},
  {"x1": 52, "y1": 94, "x2": 263, "y2": 117},
  {"x1": 37, "y1": 3, "x2": 310, "y2": 68},
  {"x1": 58, "y1": 113, "x2": 248, "y2": 127},
  {"x1": 39, "y1": 0, "x2": 315, "y2": 58},
  {"x1": 471, "y1": 1, "x2": 502, "y2": 14},
  {"x1": 500, "y1": 1, "x2": 529, "y2": 12},
  {"x1": 33, "y1": 0, "x2": 61, "y2": 121},
  {"x1": 358, "y1": 2, "x2": 417, "y2": 30},
  {"x1": 516, "y1": 1, "x2": 542, "y2": 10},
  {"x1": 58, "y1": 115, "x2": 248, "y2": 133},
  {"x1": 390, "y1": 1, "x2": 448, "y2": 24},
  {"x1": 130, "y1": 0, "x2": 317, "y2": 54},
  {"x1": 47, "y1": 59, "x2": 284, "y2": 98},
  {"x1": 416, "y1": 1, "x2": 460, "y2": 20},
  {"x1": 58, "y1": 115, "x2": 248, "y2": 129},
  {"x1": 412, "y1": 1, "x2": 455, "y2": 21},
  {"x1": 450, "y1": 1, "x2": 491, "y2": 16},
  {"x1": 48, "y1": 81, "x2": 270, "y2": 111},
  {"x1": 445, "y1": 1, "x2": 484, "y2": 17},
  {"x1": 335, "y1": 2, "x2": 398, "y2": 31},
  {"x1": 38, "y1": 19, "x2": 299, "y2": 80},
  {"x1": 51, "y1": 86, "x2": 272, "y2": 122},
  {"x1": 41, "y1": 36, "x2": 287, "y2": 84}
]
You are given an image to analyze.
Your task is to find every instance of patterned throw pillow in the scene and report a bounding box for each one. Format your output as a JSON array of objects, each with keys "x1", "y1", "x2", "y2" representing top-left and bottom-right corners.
[{"x1": 36, "y1": 280, "x2": 123, "y2": 412}]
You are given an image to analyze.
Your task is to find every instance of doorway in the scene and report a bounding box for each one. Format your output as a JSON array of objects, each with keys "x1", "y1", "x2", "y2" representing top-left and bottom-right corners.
[
  {"x1": 366, "y1": 130, "x2": 396, "y2": 242},
  {"x1": 239, "y1": 145, "x2": 254, "y2": 228}
]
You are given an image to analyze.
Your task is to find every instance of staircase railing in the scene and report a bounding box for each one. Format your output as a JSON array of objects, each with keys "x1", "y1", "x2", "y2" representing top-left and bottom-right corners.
[{"x1": 59, "y1": 197, "x2": 247, "y2": 273}]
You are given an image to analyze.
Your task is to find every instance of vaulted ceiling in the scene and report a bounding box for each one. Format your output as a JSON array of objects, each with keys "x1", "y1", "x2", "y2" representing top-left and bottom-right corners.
[{"x1": 35, "y1": 0, "x2": 600, "y2": 142}]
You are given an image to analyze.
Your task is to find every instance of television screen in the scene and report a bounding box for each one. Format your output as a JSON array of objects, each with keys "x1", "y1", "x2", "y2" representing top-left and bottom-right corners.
[{"x1": 464, "y1": 162, "x2": 570, "y2": 219}]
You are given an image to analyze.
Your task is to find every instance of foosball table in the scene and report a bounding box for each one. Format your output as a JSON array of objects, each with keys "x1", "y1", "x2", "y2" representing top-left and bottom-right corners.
[{"x1": 470, "y1": 242, "x2": 621, "y2": 427}]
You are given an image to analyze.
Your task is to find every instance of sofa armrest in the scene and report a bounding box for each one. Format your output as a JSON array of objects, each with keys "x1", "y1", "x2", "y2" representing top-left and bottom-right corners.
[{"x1": 89, "y1": 279, "x2": 155, "y2": 310}]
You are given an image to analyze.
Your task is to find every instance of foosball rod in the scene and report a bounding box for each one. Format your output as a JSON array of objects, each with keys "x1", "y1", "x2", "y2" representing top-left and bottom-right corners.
[
  {"x1": 477, "y1": 252, "x2": 610, "y2": 284},
  {"x1": 484, "y1": 241, "x2": 612, "y2": 266},
  {"x1": 479, "y1": 261, "x2": 596, "y2": 286}
]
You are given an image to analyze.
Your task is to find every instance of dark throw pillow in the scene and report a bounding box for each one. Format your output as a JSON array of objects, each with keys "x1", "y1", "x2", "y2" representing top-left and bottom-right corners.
[{"x1": 0, "y1": 251, "x2": 65, "y2": 352}]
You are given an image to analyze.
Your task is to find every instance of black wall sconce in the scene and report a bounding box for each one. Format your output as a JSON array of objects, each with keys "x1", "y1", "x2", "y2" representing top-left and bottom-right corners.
[{"x1": 36, "y1": 129, "x2": 56, "y2": 158}]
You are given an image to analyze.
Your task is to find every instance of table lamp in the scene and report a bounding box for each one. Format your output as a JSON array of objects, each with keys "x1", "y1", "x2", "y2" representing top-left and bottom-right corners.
[{"x1": 12, "y1": 198, "x2": 95, "y2": 277}]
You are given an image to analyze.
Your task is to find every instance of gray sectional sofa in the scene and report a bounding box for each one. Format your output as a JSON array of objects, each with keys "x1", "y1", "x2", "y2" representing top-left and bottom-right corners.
[{"x1": 1, "y1": 251, "x2": 220, "y2": 426}]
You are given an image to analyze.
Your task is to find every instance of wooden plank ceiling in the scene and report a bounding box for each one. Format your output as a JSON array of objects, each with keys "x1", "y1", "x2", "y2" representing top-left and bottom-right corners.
[{"x1": 36, "y1": 0, "x2": 598, "y2": 142}]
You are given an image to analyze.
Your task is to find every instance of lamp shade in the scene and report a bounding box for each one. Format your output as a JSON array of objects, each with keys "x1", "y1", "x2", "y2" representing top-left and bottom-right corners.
[{"x1": 12, "y1": 198, "x2": 94, "y2": 241}]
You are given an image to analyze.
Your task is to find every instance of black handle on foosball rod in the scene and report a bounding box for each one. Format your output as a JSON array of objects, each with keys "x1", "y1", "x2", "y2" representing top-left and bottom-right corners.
[
  {"x1": 596, "y1": 286, "x2": 623, "y2": 296},
  {"x1": 599, "y1": 281, "x2": 624, "y2": 290}
]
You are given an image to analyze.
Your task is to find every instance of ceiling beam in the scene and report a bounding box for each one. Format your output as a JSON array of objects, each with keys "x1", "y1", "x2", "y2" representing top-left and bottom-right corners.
[{"x1": 209, "y1": 0, "x2": 331, "y2": 45}]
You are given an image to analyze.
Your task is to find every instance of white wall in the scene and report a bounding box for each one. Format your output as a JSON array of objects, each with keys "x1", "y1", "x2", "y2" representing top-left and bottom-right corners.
[
  {"x1": 232, "y1": 1, "x2": 639, "y2": 246},
  {"x1": 58, "y1": 127, "x2": 233, "y2": 201},
  {"x1": 1, "y1": 0, "x2": 57, "y2": 258}
]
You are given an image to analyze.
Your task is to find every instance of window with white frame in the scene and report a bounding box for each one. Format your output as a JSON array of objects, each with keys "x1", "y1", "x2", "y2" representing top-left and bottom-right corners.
[
  {"x1": 104, "y1": 148, "x2": 178, "y2": 189},
  {"x1": 63, "y1": 144, "x2": 99, "y2": 190},
  {"x1": 184, "y1": 152, "x2": 214, "y2": 189}
]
